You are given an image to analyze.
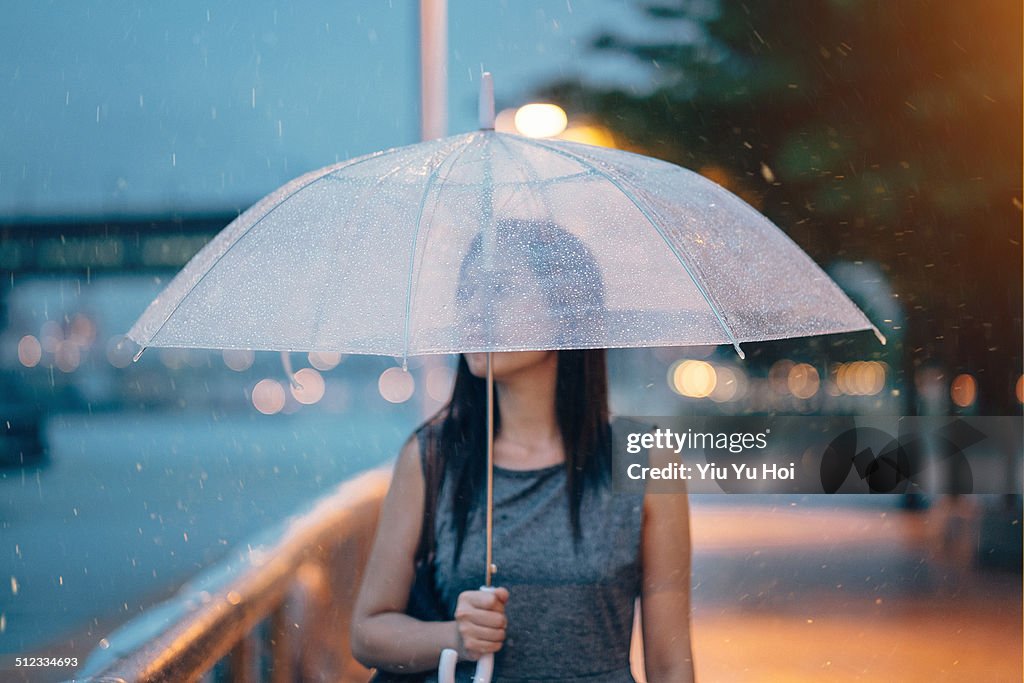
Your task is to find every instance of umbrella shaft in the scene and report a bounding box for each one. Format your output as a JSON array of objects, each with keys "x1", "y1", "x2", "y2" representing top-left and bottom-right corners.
[{"x1": 485, "y1": 351, "x2": 495, "y2": 586}]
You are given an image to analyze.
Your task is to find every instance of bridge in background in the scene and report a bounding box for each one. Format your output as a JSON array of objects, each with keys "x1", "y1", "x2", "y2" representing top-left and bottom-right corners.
[
  {"x1": 1, "y1": 213, "x2": 235, "y2": 465},
  {"x1": 1, "y1": 213, "x2": 235, "y2": 277}
]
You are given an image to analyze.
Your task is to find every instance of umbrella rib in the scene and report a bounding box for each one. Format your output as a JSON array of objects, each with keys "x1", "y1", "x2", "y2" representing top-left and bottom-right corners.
[
  {"x1": 401, "y1": 134, "x2": 480, "y2": 362},
  {"x1": 308, "y1": 160, "x2": 414, "y2": 349},
  {"x1": 135, "y1": 144, "x2": 413, "y2": 350},
  {"x1": 517, "y1": 137, "x2": 746, "y2": 358},
  {"x1": 493, "y1": 133, "x2": 562, "y2": 218}
]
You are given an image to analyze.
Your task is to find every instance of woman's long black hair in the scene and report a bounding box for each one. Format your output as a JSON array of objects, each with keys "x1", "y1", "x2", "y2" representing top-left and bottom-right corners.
[{"x1": 423, "y1": 219, "x2": 611, "y2": 565}]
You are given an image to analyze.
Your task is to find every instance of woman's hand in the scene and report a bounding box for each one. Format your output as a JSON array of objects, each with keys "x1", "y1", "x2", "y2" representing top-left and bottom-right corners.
[{"x1": 453, "y1": 587, "x2": 510, "y2": 660}]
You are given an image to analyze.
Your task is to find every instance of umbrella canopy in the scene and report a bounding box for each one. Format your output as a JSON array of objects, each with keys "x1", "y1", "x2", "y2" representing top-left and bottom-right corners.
[{"x1": 125, "y1": 105, "x2": 882, "y2": 362}]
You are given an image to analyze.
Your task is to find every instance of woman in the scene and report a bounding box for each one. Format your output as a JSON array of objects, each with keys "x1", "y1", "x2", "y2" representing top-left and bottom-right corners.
[{"x1": 351, "y1": 220, "x2": 695, "y2": 682}]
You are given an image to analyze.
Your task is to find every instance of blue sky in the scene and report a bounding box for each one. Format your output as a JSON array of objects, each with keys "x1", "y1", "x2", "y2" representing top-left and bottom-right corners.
[{"x1": 0, "y1": 1, "x2": 680, "y2": 217}]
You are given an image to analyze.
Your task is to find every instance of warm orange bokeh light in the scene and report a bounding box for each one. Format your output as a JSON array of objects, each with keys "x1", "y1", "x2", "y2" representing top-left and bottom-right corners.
[
  {"x1": 835, "y1": 361, "x2": 887, "y2": 396},
  {"x1": 787, "y1": 363, "x2": 820, "y2": 399},
  {"x1": 514, "y1": 103, "x2": 568, "y2": 138},
  {"x1": 669, "y1": 360, "x2": 717, "y2": 398},
  {"x1": 709, "y1": 365, "x2": 746, "y2": 403},
  {"x1": 950, "y1": 373, "x2": 977, "y2": 408},
  {"x1": 559, "y1": 124, "x2": 617, "y2": 148}
]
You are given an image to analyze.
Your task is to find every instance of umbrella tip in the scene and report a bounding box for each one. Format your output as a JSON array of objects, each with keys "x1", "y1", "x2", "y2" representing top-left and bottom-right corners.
[
  {"x1": 479, "y1": 72, "x2": 495, "y2": 130},
  {"x1": 872, "y1": 326, "x2": 887, "y2": 346},
  {"x1": 732, "y1": 342, "x2": 746, "y2": 360},
  {"x1": 132, "y1": 346, "x2": 146, "y2": 363}
]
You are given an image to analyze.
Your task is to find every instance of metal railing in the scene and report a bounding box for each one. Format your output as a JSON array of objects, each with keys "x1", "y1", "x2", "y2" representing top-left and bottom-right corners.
[{"x1": 73, "y1": 468, "x2": 391, "y2": 683}]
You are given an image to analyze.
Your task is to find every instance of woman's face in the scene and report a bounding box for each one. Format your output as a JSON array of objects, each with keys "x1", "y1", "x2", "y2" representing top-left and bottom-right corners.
[
  {"x1": 464, "y1": 349, "x2": 556, "y2": 379},
  {"x1": 456, "y1": 254, "x2": 560, "y2": 351}
]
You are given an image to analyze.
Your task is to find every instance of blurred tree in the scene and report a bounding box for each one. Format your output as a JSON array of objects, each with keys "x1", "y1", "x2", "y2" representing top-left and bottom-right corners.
[{"x1": 538, "y1": 0, "x2": 1022, "y2": 414}]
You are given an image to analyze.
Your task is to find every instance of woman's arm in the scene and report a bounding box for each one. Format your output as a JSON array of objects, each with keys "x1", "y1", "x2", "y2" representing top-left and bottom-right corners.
[
  {"x1": 350, "y1": 435, "x2": 459, "y2": 673},
  {"x1": 640, "y1": 446, "x2": 696, "y2": 682},
  {"x1": 351, "y1": 435, "x2": 509, "y2": 673}
]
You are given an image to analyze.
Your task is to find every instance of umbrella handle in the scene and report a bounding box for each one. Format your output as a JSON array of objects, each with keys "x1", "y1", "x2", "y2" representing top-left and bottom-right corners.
[
  {"x1": 437, "y1": 651, "x2": 493, "y2": 683},
  {"x1": 473, "y1": 653, "x2": 495, "y2": 683},
  {"x1": 438, "y1": 586, "x2": 496, "y2": 683},
  {"x1": 438, "y1": 648, "x2": 458, "y2": 683}
]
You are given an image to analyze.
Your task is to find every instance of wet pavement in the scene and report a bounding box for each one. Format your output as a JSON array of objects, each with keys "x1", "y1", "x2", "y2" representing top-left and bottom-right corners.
[{"x1": 675, "y1": 496, "x2": 1023, "y2": 682}]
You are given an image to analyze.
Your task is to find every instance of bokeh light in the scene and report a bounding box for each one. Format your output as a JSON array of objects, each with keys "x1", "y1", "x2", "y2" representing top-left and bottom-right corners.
[
  {"x1": 105, "y1": 335, "x2": 135, "y2": 368},
  {"x1": 55, "y1": 341, "x2": 81, "y2": 373},
  {"x1": 514, "y1": 103, "x2": 568, "y2": 138},
  {"x1": 308, "y1": 351, "x2": 343, "y2": 371},
  {"x1": 1017, "y1": 374, "x2": 1023, "y2": 404},
  {"x1": 836, "y1": 361, "x2": 887, "y2": 396},
  {"x1": 709, "y1": 365, "x2": 746, "y2": 403},
  {"x1": 252, "y1": 379, "x2": 286, "y2": 415},
  {"x1": 950, "y1": 373, "x2": 977, "y2": 408},
  {"x1": 69, "y1": 314, "x2": 96, "y2": 347},
  {"x1": 106, "y1": 335, "x2": 134, "y2": 368},
  {"x1": 669, "y1": 360, "x2": 717, "y2": 398},
  {"x1": 426, "y1": 364, "x2": 456, "y2": 402},
  {"x1": 379, "y1": 367, "x2": 415, "y2": 404},
  {"x1": 787, "y1": 363, "x2": 820, "y2": 399},
  {"x1": 222, "y1": 349, "x2": 255, "y2": 372},
  {"x1": 494, "y1": 107, "x2": 518, "y2": 133},
  {"x1": 559, "y1": 124, "x2": 616, "y2": 148},
  {"x1": 290, "y1": 368, "x2": 326, "y2": 405},
  {"x1": 18, "y1": 335, "x2": 42, "y2": 368},
  {"x1": 768, "y1": 359, "x2": 795, "y2": 395}
]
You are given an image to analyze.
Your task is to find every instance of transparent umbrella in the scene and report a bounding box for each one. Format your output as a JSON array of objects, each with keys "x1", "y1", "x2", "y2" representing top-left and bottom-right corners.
[
  {"x1": 126, "y1": 73, "x2": 882, "y2": 682},
  {"x1": 127, "y1": 76, "x2": 882, "y2": 362}
]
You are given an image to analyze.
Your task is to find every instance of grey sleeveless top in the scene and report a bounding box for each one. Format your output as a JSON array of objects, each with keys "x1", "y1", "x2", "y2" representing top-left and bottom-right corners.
[{"x1": 423, "y1": 418, "x2": 648, "y2": 683}]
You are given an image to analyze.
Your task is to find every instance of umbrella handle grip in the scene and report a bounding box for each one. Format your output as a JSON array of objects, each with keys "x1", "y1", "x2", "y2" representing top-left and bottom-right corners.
[
  {"x1": 438, "y1": 586, "x2": 496, "y2": 683},
  {"x1": 438, "y1": 648, "x2": 458, "y2": 683},
  {"x1": 438, "y1": 651, "x2": 493, "y2": 683},
  {"x1": 473, "y1": 653, "x2": 494, "y2": 683}
]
